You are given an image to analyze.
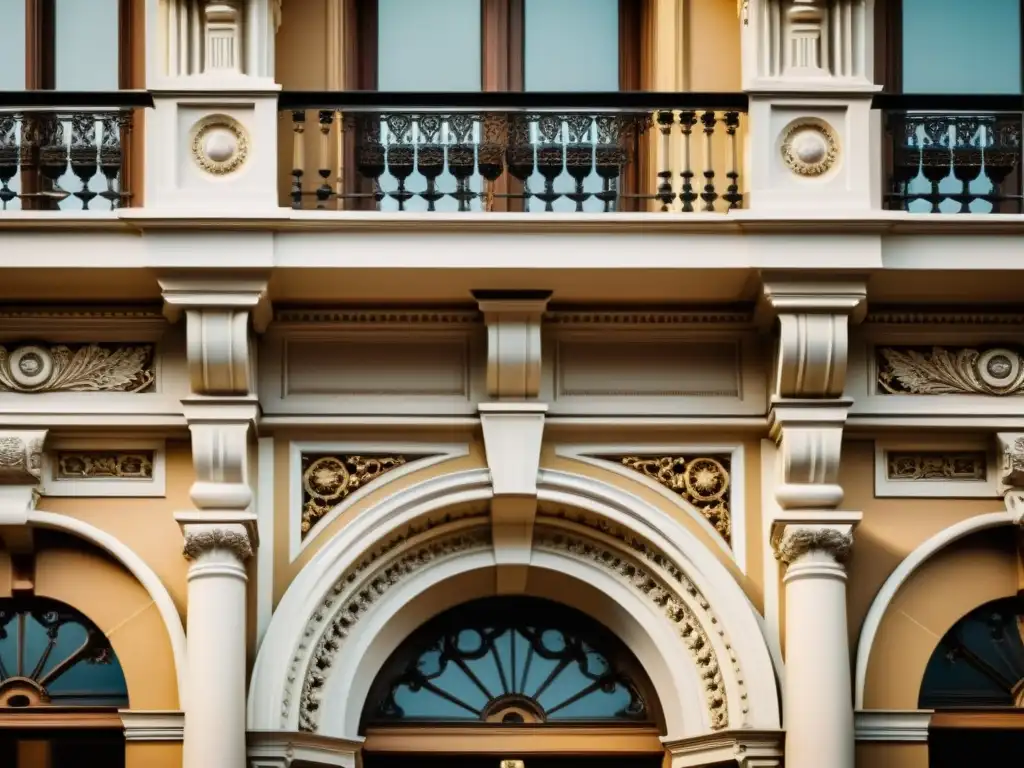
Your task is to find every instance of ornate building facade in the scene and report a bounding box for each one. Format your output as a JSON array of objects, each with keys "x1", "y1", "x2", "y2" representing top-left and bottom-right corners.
[{"x1": 0, "y1": 1, "x2": 1021, "y2": 767}]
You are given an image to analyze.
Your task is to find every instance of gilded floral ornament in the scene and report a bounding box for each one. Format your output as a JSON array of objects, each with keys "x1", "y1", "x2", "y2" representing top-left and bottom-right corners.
[
  {"x1": 0, "y1": 343, "x2": 154, "y2": 393},
  {"x1": 780, "y1": 118, "x2": 839, "y2": 176},
  {"x1": 618, "y1": 456, "x2": 732, "y2": 542},
  {"x1": 301, "y1": 454, "x2": 408, "y2": 536},
  {"x1": 878, "y1": 347, "x2": 1024, "y2": 395},
  {"x1": 190, "y1": 114, "x2": 249, "y2": 175},
  {"x1": 56, "y1": 451, "x2": 153, "y2": 480}
]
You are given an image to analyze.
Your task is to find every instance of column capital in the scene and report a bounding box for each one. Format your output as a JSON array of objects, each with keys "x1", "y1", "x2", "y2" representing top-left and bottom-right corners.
[
  {"x1": 770, "y1": 513, "x2": 862, "y2": 565},
  {"x1": 473, "y1": 290, "x2": 552, "y2": 400},
  {"x1": 180, "y1": 522, "x2": 254, "y2": 562}
]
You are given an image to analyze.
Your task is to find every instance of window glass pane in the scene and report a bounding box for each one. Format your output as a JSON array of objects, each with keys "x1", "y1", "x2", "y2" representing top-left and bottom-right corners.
[
  {"x1": 55, "y1": 0, "x2": 120, "y2": 90},
  {"x1": 902, "y1": 0, "x2": 1021, "y2": 93},
  {"x1": 524, "y1": 0, "x2": 619, "y2": 91},
  {"x1": 0, "y1": 0, "x2": 26, "y2": 89},
  {"x1": 377, "y1": 0, "x2": 481, "y2": 91}
]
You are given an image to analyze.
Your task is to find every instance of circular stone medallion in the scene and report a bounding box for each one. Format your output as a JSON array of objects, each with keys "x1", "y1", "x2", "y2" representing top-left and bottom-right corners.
[
  {"x1": 190, "y1": 115, "x2": 250, "y2": 175},
  {"x1": 780, "y1": 118, "x2": 839, "y2": 177},
  {"x1": 9, "y1": 345, "x2": 54, "y2": 389},
  {"x1": 977, "y1": 348, "x2": 1021, "y2": 390}
]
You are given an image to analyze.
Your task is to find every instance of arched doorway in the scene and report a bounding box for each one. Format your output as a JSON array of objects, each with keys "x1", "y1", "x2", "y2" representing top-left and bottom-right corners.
[
  {"x1": 0, "y1": 596, "x2": 129, "y2": 768},
  {"x1": 359, "y1": 596, "x2": 664, "y2": 768},
  {"x1": 919, "y1": 596, "x2": 1024, "y2": 767}
]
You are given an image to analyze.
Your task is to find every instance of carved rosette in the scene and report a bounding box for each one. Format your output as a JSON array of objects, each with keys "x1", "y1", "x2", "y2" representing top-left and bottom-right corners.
[
  {"x1": 878, "y1": 347, "x2": 1024, "y2": 396},
  {"x1": 617, "y1": 455, "x2": 732, "y2": 543},
  {"x1": 0, "y1": 343, "x2": 154, "y2": 393},
  {"x1": 190, "y1": 115, "x2": 249, "y2": 175},
  {"x1": 780, "y1": 118, "x2": 839, "y2": 177},
  {"x1": 772, "y1": 526, "x2": 854, "y2": 565},
  {"x1": 0, "y1": 430, "x2": 46, "y2": 485},
  {"x1": 182, "y1": 527, "x2": 253, "y2": 562},
  {"x1": 301, "y1": 455, "x2": 409, "y2": 536}
]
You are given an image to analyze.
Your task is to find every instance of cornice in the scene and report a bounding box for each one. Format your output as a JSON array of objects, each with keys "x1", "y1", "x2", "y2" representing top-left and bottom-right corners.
[
  {"x1": 119, "y1": 710, "x2": 185, "y2": 742},
  {"x1": 271, "y1": 307, "x2": 480, "y2": 329},
  {"x1": 864, "y1": 309, "x2": 1024, "y2": 326},
  {"x1": 544, "y1": 309, "x2": 756, "y2": 328},
  {"x1": 0, "y1": 305, "x2": 168, "y2": 343}
]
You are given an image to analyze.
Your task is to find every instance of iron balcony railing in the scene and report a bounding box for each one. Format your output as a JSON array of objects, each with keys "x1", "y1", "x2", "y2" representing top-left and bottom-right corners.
[
  {"x1": 0, "y1": 90, "x2": 152, "y2": 212},
  {"x1": 279, "y1": 91, "x2": 749, "y2": 214},
  {"x1": 876, "y1": 93, "x2": 1024, "y2": 214}
]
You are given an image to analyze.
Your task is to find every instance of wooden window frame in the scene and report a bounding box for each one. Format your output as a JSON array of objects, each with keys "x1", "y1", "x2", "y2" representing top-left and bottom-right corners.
[{"x1": 339, "y1": 0, "x2": 652, "y2": 211}]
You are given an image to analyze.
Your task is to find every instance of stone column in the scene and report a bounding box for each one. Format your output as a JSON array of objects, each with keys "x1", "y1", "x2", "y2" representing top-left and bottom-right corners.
[
  {"x1": 773, "y1": 520, "x2": 859, "y2": 768},
  {"x1": 161, "y1": 276, "x2": 269, "y2": 768}
]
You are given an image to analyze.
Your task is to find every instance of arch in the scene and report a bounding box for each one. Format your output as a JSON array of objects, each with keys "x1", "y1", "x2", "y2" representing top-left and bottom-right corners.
[
  {"x1": 249, "y1": 467, "x2": 781, "y2": 740},
  {"x1": 26, "y1": 508, "x2": 188, "y2": 708},
  {"x1": 854, "y1": 510, "x2": 1012, "y2": 709}
]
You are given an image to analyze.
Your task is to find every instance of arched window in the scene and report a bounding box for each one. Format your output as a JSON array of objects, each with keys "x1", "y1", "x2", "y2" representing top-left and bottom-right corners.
[
  {"x1": 362, "y1": 597, "x2": 657, "y2": 728},
  {"x1": 0, "y1": 597, "x2": 128, "y2": 709},
  {"x1": 919, "y1": 597, "x2": 1024, "y2": 768}
]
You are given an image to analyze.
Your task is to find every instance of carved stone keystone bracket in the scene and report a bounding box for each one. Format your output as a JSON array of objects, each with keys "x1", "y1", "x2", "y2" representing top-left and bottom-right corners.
[
  {"x1": 0, "y1": 430, "x2": 47, "y2": 485},
  {"x1": 996, "y1": 432, "x2": 1024, "y2": 524},
  {"x1": 181, "y1": 522, "x2": 254, "y2": 562},
  {"x1": 770, "y1": 403, "x2": 849, "y2": 511},
  {"x1": 770, "y1": 514, "x2": 861, "y2": 565},
  {"x1": 473, "y1": 290, "x2": 552, "y2": 400}
]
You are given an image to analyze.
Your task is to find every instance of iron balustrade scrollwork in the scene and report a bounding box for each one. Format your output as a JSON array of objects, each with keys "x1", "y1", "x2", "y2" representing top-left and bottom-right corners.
[
  {"x1": 0, "y1": 91, "x2": 152, "y2": 212},
  {"x1": 279, "y1": 91, "x2": 748, "y2": 213},
  {"x1": 876, "y1": 93, "x2": 1024, "y2": 214}
]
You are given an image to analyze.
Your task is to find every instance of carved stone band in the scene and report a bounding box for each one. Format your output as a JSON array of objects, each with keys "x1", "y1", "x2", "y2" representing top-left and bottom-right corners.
[
  {"x1": 183, "y1": 526, "x2": 253, "y2": 561},
  {"x1": 0, "y1": 430, "x2": 47, "y2": 485},
  {"x1": 772, "y1": 525, "x2": 854, "y2": 564}
]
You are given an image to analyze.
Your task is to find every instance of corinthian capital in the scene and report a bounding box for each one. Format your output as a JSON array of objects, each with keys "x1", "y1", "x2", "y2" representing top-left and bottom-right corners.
[
  {"x1": 182, "y1": 524, "x2": 253, "y2": 561},
  {"x1": 770, "y1": 514, "x2": 861, "y2": 565}
]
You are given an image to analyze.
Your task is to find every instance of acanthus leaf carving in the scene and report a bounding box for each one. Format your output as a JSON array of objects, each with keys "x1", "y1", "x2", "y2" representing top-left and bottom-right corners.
[
  {"x1": 771, "y1": 525, "x2": 854, "y2": 565},
  {"x1": 0, "y1": 343, "x2": 155, "y2": 393},
  {"x1": 878, "y1": 347, "x2": 1024, "y2": 396},
  {"x1": 182, "y1": 526, "x2": 253, "y2": 561}
]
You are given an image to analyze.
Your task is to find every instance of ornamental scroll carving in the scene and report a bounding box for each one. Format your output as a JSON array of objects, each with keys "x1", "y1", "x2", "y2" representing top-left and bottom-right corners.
[
  {"x1": 294, "y1": 517, "x2": 491, "y2": 732},
  {"x1": 301, "y1": 455, "x2": 409, "y2": 537},
  {"x1": 886, "y1": 452, "x2": 986, "y2": 482},
  {"x1": 618, "y1": 456, "x2": 732, "y2": 543},
  {"x1": 877, "y1": 347, "x2": 1024, "y2": 396},
  {"x1": 56, "y1": 451, "x2": 154, "y2": 480},
  {"x1": 0, "y1": 343, "x2": 155, "y2": 393}
]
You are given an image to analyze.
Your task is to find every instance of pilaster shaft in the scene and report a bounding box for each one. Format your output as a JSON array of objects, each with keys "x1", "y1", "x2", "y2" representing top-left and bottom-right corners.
[{"x1": 772, "y1": 516, "x2": 860, "y2": 768}]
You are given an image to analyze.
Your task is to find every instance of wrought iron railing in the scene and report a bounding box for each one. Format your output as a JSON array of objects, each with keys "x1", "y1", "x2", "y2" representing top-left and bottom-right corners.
[
  {"x1": 0, "y1": 91, "x2": 152, "y2": 212},
  {"x1": 279, "y1": 91, "x2": 748, "y2": 213},
  {"x1": 877, "y1": 93, "x2": 1024, "y2": 214}
]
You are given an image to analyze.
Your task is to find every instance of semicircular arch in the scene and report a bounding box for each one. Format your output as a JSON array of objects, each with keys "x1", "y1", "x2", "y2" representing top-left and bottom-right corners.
[{"x1": 249, "y1": 467, "x2": 781, "y2": 739}]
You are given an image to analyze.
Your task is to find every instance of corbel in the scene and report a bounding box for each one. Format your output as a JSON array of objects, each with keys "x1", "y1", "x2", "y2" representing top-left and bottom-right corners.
[
  {"x1": 757, "y1": 276, "x2": 867, "y2": 399},
  {"x1": 770, "y1": 402, "x2": 849, "y2": 510},
  {"x1": 473, "y1": 290, "x2": 552, "y2": 594},
  {"x1": 160, "y1": 276, "x2": 271, "y2": 396}
]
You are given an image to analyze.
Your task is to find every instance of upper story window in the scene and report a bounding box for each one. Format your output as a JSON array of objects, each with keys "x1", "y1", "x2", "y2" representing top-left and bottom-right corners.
[{"x1": 0, "y1": 0, "x2": 126, "y2": 90}]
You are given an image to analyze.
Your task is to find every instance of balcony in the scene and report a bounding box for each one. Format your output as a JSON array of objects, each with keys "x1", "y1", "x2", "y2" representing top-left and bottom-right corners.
[
  {"x1": 0, "y1": 91, "x2": 151, "y2": 211},
  {"x1": 278, "y1": 92, "x2": 749, "y2": 214},
  {"x1": 878, "y1": 94, "x2": 1024, "y2": 215}
]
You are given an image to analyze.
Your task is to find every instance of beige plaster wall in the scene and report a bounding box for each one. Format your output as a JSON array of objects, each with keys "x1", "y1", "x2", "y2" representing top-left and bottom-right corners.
[
  {"x1": 861, "y1": 527, "x2": 1017, "y2": 710},
  {"x1": 34, "y1": 541, "x2": 180, "y2": 710},
  {"x1": 856, "y1": 743, "x2": 929, "y2": 768},
  {"x1": 39, "y1": 439, "x2": 194, "y2": 619},
  {"x1": 842, "y1": 438, "x2": 1004, "y2": 646},
  {"x1": 684, "y1": 0, "x2": 742, "y2": 92},
  {"x1": 127, "y1": 742, "x2": 183, "y2": 768}
]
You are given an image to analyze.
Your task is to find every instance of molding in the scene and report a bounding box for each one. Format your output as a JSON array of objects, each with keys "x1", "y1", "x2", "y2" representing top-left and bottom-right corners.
[
  {"x1": 864, "y1": 309, "x2": 1024, "y2": 327},
  {"x1": 119, "y1": 710, "x2": 185, "y2": 741},
  {"x1": 256, "y1": 436, "x2": 275, "y2": 647},
  {"x1": 664, "y1": 729, "x2": 784, "y2": 768},
  {"x1": 555, "y1": 443, "x2": 747, "y2": 573},
  {"x1": 28, "y1": 508, "x2": 188, "y2": 708},
  {"x1": 362, "y1": 725, "x2": 663, "y2": 753},
  {"x1": 42, "y1": 438, "x2": 166, "y2": 498},
  {"x1": 248, "y1": 731, "x2": 362, "y2": 768},
  {"x1": 0, "y1": 305, "x2": 168, "y2": 343},
  {"x1": 853, "y1": 510, "x2": 1012, "y2": 709},
  {"x1": 288, "y1": 441, "x2": 471, "y2": 562},
  {"x1": 854, "y1": 710, "x2": 932, "y2": 742},
  {"x1": 544, "y1": 310, "x2": 756, "y2": 329},
  {"x1": 249, "y1": 467, "x2": 781, "y2": 739},
  {"x1": 874, "y1": 438, "x2": 997, "y2": 499},
  {"x1": 271, "y1": 308, "x2": 480, "y2": 330}
]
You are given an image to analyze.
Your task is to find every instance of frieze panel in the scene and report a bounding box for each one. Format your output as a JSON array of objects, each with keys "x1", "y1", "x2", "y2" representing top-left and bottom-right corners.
[
  {"x1": 877, "y1": 346, "x2": 1024, "y2": 396},
  {"x1": 55, "y1": 451, "x2": 154, "y2": 480},
  {"x1": 0, "y1": 343, "x2": 155, "y2": 393},
  {"x1": 886, "y1": 452, "x2": 986, "y2": 482}
]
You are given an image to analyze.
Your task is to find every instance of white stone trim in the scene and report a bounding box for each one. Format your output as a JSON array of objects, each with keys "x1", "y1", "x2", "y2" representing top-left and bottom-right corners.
[
  {"x1": 759, "y1": 438, "x2": 785, "y2": 697},
  {"x1": 287, "y1": 442, "x2": 470, "y2": 562},
  {"x1": 874, "y1": 438, "x2": 998, "y2": 498},
  {"x1": 256, "y1": 436, "x2": 275, "y2": 647},
  {"x1": 249, "y1": 467, "x2": 781, "y2": 738},
  {"x1": 41, "y1": 438, "x2": 167, "y2": 498},
  {"x1": 119, "y1": 710, "x2": 185, "y2": 741},
  {"x1": 853, "y1": 510, "x2": 1012, "y2": 709},
  {"x1": 554, "y1": 443, "x2": 747, "y2": 573},
  {"x1": 28, "y1": 508, "x2": 188, "y2": 708},
  {"x1": 854, "y1": 710, "x2": 932, "y2": 742}
]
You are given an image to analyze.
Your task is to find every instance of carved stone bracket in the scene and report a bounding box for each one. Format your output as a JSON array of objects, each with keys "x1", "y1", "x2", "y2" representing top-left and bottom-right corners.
[
  {"x1": 759, "y1": 277, "x2": 867, "y2": 399},
  {"x1": 770, "y1": 403, "x2": 848, "y2": 511},
  {"x1": 182, "y1": 522, "x2": 253, "y2": 562},
  {"x1": 996, "y1": 432, "x2": 1024, "y2": 524},
  {"x1": 473, "y1": 290, "x2": 552, "y2": 400},
  {"x1": 160, "y1": 277, "x2": 271, "y2": 397},
  {"x1": 187, "y1": 415, "x2": 254, "y2": 514},
  {"x1": 770, "y1": 515, "x2": 860, "y2": 565}
]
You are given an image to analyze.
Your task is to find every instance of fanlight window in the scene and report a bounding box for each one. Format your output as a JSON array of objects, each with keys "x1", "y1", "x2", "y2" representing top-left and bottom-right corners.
[
  {"x1": 363, "y1": 597, "x2": 652, "y2": 726},
  {"x1": 919, "y1": 596, "x2": 1024, "y2": 709},
  {"x1": 0, "y1": 597, "x2": 128, "y2": 708}
]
